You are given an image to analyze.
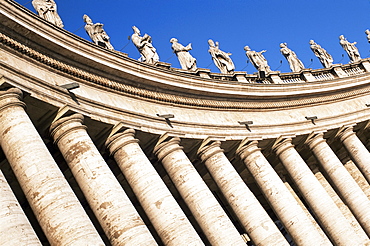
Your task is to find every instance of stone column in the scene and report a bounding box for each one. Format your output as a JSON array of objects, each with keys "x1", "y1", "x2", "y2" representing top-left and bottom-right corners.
[
  {"x1": 345, "y1": 161, "x2": 370, "y2": 199},
  {"x1": 308, "y1": 163, "x2": 370, "y2": 243},
  {"x1": 272, "y1": 138, "x2": 363, "y2": 245},
  {"x1": 198, "y1": 140, "x2": 288, "y2": 246},
  {"x1": 50, "y1": 114, "x2": 157, "y2": 246},
  {"x1": 306, "y1": 133, "x2": 370, "y2": 237},
  {"x1": 337, "y1": 126, "x2": 370, "y2": 183},
  {"x1": 0, "y1": 169, "x2": 41, "y2": 246},
  {"x1": 236, "y1": 140, "x2": 332, "y2": 246},
  {"x1": 154, "y1": 136, "x2": 246, "y2": 246},
  {"x1": 0, "y1": 88, "x2": 104, "y2": 245},
  {"x1": 106, "y1": 129, "x2": 204, "y2": 246}
]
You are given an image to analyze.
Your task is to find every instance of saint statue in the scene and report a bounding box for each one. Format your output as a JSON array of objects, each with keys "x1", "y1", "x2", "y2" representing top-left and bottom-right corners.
[
  {"x1": 208, "y1": 39, "x2": 235, "y2": 74},
  {"x1": 32, "y1": 0, "x2": 63, "y2": 28},
  {"x1": 280, "y1": 43, "x2": 305, "y2": 72},
  {"x1": 309, "y1": 40, "x2": 333, "y2": 68},
  {"x1": 244, "y1": 46, "x2": 272, "y2": 73},
  {"x1": 83, "y1": 14, "x2": 114, "y2": 50},
  {"x1": 170, "y1": 38, "x2": 197, "y2": 71},
  {"x1": 131, "y1": 26, "x2": 159, "y2": 64},
  {"x1": 366, "y1": 30, "x2": 370, "y2": 43},
  {"x1": 339, "y1": 35, "x2": 361, "y2": 63}
]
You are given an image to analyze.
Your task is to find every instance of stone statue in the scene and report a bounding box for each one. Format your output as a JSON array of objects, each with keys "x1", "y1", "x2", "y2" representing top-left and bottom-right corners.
[
  {"x1": 208, "y1": 39, "x2": 235, "y2": 74},
  {"x1": 309, "y1": 40, "x2": 333, "y2": 68},
  {"x1": 131, "y1": 26, "x2": 159, "y2": 64},
  {"x1": 83, "y1": 15, "x2": 114, "y2": 50},
  {"x1": 366, "y1": 30, "x2": 370, "y2": 43},
  {"x1": 32, "y1": 0, "x2": 63, "y2": 28},
  {"x1": 339, "y1": 35, "x2": 361, "y2": 63},
  {"x1": 170, "y1": 38, "x2": 197, "y2": 71},
  {"x1": 244, "y1": 46, "x2": 272, "y2": 73},
  {"x1": 280, "y1": 43, "x2": 305, "y2": 72}
]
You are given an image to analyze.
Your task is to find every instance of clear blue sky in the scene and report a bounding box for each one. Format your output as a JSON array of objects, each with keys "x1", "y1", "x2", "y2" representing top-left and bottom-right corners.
[{"x1": 17, "y1": 0, "x2": 370, "y2": 73}]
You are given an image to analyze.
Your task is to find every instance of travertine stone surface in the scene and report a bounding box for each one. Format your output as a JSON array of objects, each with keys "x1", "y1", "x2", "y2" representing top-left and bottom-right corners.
[
  {"x1": 273, "y1": 138, "x2": 363, "y2": 245},
  {"x1": 198, "y1": 140, "x2": 289, "y2": 246},
  {"x1": 344, "y1": 160, "x2": 370, "y2": 199},
  {"x1": 0, "y1": 169, "x2": 42, "y2": 246},
  {"x1": 237, "y1": 140, "x2": 332, "y2": 246},
  {"x1": 337, "y1": 127, "x2": 370, "y2": 184},
  {"x1": 106, "y1": 129, "x2": 204, "y2": 246},
  {"x1": 0, "y1": 88, "x2": 104, "y2": 245},
  {"x1": 154, "y1": 136, "x2": 245, "y2": 246},
  {"x1": 309, "y1": 164, "x2": 370, "y2": 243},
  {"x1": 50, "y1": 114, "x2": 157, "y2": 246},
  {"x1": 306, "y1": 133, "x2": 370, "y2": 238},
  {"x1": 276, "y1": 170, "x2": 328, "y2": 240}
]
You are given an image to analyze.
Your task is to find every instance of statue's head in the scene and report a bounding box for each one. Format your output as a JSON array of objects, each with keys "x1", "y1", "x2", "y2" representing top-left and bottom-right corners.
[
  {"x1": 83, "y1": 14, "x2": 92, "y2": 24},
  {"x1": 132, "y1": 26, "x2": 140, "y2": 35},
  {"x1": 244, "y1": 46, "x2": 251, "y2": 51},
  {"x1": 339, "y1": 35, "x2": 344, "y2": 40},
  {"x1": 309, "y1": 40, "x2": 315, "y2": 45},
  {"x1": 280, "y1": 43, "x2": 287, "y2": 48},
  {"x1": 208, "y1": 39, "x2": 215, "y2": 47},
  {"x1": 170, "y1": 38, "x2": 178, "y2": 43},
  {"x1": 366, "y1": 30, "x2": 370, "y2": 35}
]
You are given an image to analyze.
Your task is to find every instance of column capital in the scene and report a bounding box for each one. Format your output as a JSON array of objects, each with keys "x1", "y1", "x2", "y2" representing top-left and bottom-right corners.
[
  {"x1": 336, "y1": 126, "x2": 355, "y2": 142},
  {"x1": 153, "y1": 134, "x2": 183, "y2": 161},
  {"x1": 105, "y1": 128, "x2": 139, "y2": 156},
  {"x1": 50, "y1": 113, "x2": 86, "y2": 144},
  {"x1": 305, "y1": 132, "x2": 326, "y2": 149},
  {"x1": 0, "y1": 88, "x2": 25, "y2": 112},
  {"x1": 236, "y1": 139, "x2": 260, "y2": 159},
  {"x1": 197, "y1": 139, "x2": 223, "y2": 162},
  {"x1": 272, "y1": 138, "x2": 294, "y2": 157}
]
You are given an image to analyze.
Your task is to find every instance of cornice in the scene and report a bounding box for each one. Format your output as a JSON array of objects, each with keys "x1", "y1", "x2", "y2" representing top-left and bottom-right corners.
[
  {"x1": 1, "y1": 31, "x2": 370, "y2": 111},
  {"x1": 1, "y1": 0, "x2": 370, "y2": 111}
]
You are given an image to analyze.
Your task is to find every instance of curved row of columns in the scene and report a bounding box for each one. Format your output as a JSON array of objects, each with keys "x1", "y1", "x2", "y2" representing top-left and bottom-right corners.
[{"x1": 0, "y1": 87, "x2": 370, "y2": 245}]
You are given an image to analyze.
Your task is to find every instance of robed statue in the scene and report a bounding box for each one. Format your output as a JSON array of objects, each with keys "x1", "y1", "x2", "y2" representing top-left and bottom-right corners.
[
  {"x1": 339, "y1": 35, "x2": 361, "y2": 63},
  {"x1": 280, "y1": 43, "x2": 305, "y2": 72},
  {"x1": 131, "y1": 26, "x2": 159, "y2": 64},
  {"x1": 366, "y1": 30, "x2": 370, "y2": 43},
  {"x1": 309, "y1": 40, "x2": 333, "y2": 68},
  {"x1": 170, "y1": 38, "x2": 197, "y2": 71},
  {"x1": 83, "y1": 14, "x2": 114, "y2": 50},
  {"x1": 208, "y1": 39, "x2": 235, "y2": 74},
  {"x1": 244, "y1": 46, "x2": 272, "y2": 73},
  {"x1": 32, "y1": 0, "x2": 63, "y2": 28}
]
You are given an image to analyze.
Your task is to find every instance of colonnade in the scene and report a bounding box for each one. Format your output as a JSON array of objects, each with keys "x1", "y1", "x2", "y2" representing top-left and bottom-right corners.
[{"x1": 1, "y1": 87, "x2": 370, "y2": 245}]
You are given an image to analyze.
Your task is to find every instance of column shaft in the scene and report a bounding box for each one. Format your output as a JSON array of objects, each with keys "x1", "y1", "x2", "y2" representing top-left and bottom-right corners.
[
  {"x1": 154, "y1": 136, "x2": 246, "y2": 246},
  {"x1": 310, "y1": 165, "x2": 370, "y2": 243},
  {"x1": 237, "y1": 140, "x2": 332, "y2": 246},
  {"x1": 307, "y1": 133, "x2": 370, "y2": 238},
  {"x1": 344, "y1": 161, "x2": 370, "y2": 199},
  {"x1": 0, "y1": 169, "x2": 41, "y2": 246},
  {"x1": 273, "y1": 138, "x2": 362, "y2": 245},
  {"x1": 198, "y1": 140, "x2": 288, "y2": 246},
  {"x1": 50, "y1": 114, "x2": 157, "y2": 246},
  {"x1": 106, "y1": 129, "x2": 204, "y2": 246},
  {"x1": 0, "y1": 88, "x2": 103, "y2": 245},
  {"x1": 338, "y1": 127, "x2": 370, "y2": 183}
]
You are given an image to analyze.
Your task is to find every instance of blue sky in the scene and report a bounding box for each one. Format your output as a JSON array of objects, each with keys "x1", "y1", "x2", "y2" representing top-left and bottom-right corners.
[{"x1": 18, "y1": 0, "x2": 370, "y2": 73}]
